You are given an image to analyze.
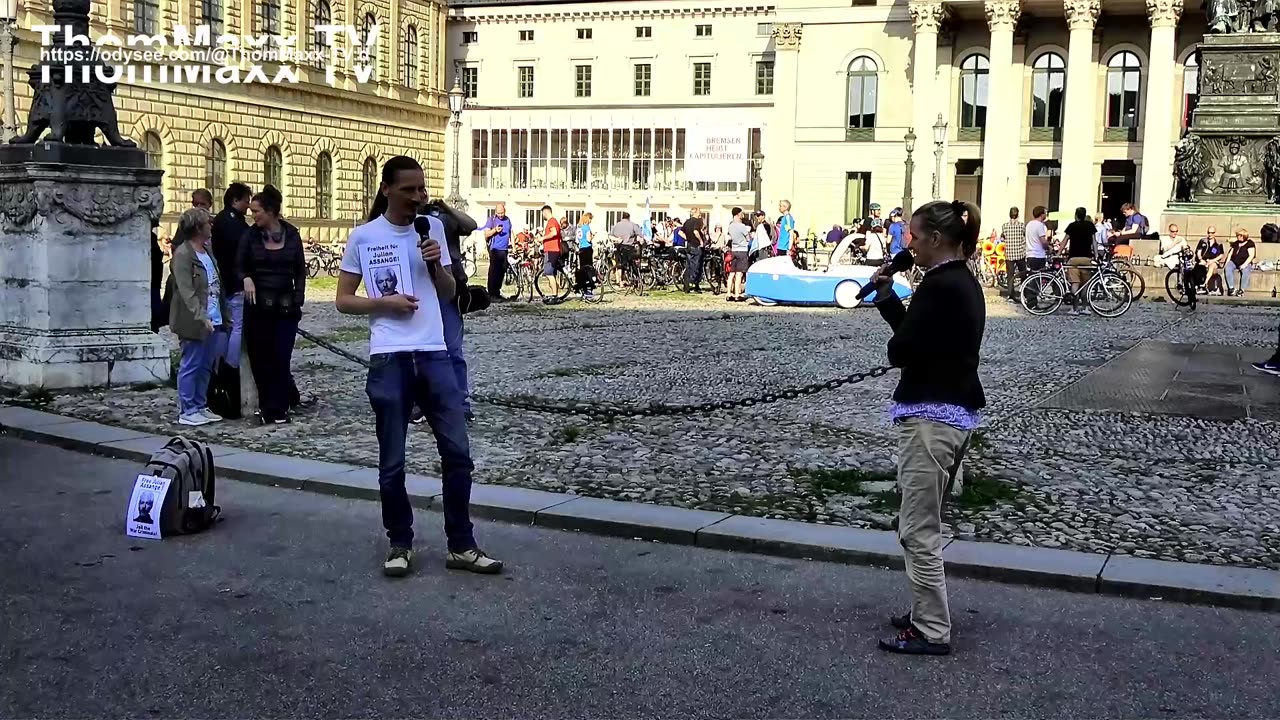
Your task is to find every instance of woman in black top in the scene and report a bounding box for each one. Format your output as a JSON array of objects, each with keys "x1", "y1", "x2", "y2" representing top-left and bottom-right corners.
[
  {"x1": 1063, "y1": 207, "x2": 1098, "y2": 314},
  {"x1": 868, "y1": 200, "x2": 984, "y2": 656},
  {"x1": 236, "y1": 185, "x2": 307, "y2": 424}
]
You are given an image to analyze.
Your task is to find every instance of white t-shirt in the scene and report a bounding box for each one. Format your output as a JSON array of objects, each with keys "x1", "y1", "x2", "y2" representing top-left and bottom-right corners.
[
  {"x1": 864, "y1": 232, "x2": 885, "y2": 261},
  {"x1": 1025, "y1": 219, "x2": 1049, "y2": 259},
  {"x1": 752, "y1": 225, "x2": 771, "y2": 253},
  {"x1": 340, "y1": 214, "x2": 453, "y2": 356}
]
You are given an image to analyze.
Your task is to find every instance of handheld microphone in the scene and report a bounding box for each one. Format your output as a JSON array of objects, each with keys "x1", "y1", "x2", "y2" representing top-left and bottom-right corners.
[
  {"x1": 856, "y1": 250, "x2": 914, "y2": 301},
  {"x1": 412, "y1": 216, "x2": 441, "y2": 278}
]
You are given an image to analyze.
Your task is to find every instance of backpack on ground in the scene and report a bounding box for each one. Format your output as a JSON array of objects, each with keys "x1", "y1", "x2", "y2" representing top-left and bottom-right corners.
[{"x1": 143, "y1": 436, "x2": 220, "y2": 535}]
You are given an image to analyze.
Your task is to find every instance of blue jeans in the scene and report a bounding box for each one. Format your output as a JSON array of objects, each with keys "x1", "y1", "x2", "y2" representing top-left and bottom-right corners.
[
  {"x1": 439, "y1": 297, "x2": 471, "y2": 413},
  {"x1": 177, "y1": 332, "x2": 220, "y2": 415},
  {"x1": 366, "y1": 350, "x2": 476, "y2": 552},
  {"x1": 1225, "y1": 261, "x2": 1252, "y2": 292},
  {"x1": 212, "y1": 292, "x2": 245, "y2": 368}
]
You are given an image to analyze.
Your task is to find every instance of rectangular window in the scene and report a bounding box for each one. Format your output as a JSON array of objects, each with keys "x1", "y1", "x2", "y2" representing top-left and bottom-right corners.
[
  {"x1": 490, "y1": 130, "x2": 509, "y2": 189},
  {"x1": 564, "y1": 209, "x2": 584, "y2": 226},
  {"x1": 519, "y1": 29, "x2": 534, "y2": 42},
  {"x1": 695, "y1": 24, "x2": 712, "y2": 37},
  {"x1": 605, "y1": 210, "x2": 625, "y2": 228},
  {"x1": 575, "y1": 64, "x2": 592, "y2": 97},
  {"x1": 531, "y1": 129, "x2": 548, "y2": 189},
  {"x1": 693, "y1": 62, "x2": 711, "y2": 96},
  {"x1": 845, "y1": 172, "x2": 872, "y2": 225},
  {"x1": 551, "y1": 129, "x2": 569, "y2": 189},
  {"x1": 525, "y1": 209, "x2": 540, "y2": 232},
  {"x1": 201, "y1": 0, "x2": 223, "y2": 36},
  {"x1": 636, "y1": 26, "x2": 652, "y2": 38},
  {"x1": 471, "y1": 129, "x2": 489, "y2": 189},
  {"x1": 755, "y1": 60, "x2": 774, "y2": 95},
  {"x1": 518, "y1": 65, "x2": 534, "y2": 98},
  {"x1": 461, "y1": 66, "x2": 478, "y2": 98},
  {"x1": 259, "y1": 0, "x2": 280, "y2": 35},
  {"x1": 634, "y1": 63, "x2": 651, "y2": 97},
  {"x1": 756, "y1": 22, "x2": 773, "y2": 36},
  {"x1": 631, "y1": 128, "x2": 652, "y2": 190},
  {"x1": 462, "y1": 30, "x2": 478, "y2": 44},
  {"x1": 570, "y1": 130, "x2": 588, "y2": 189},
  {"x1": 511, "y1": 130, "x2": 529, "y2": 189},
  {"x1": 134, "y1": 0, "x2": 159, "y2": 34},
  {"x1": 577, "y1": 28, "x2": 592, "y2": 40}
]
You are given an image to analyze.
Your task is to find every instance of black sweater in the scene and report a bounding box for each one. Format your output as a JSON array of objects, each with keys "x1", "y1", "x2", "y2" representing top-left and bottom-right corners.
[
  {"x1": 212, "y1": 206, "x2": 249, "y2": 297},
  {"x1": 236, "y1": 220, "x2": 307, "y2": 314},
  {"x1": 876, "y1": 259, "x2": 986, "y2": 411}
]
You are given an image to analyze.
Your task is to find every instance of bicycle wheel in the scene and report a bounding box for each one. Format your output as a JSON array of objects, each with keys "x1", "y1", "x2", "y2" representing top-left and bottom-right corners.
[
  {"x1": 1120, "y1": 266, "x2": 1146, "y2": 302},
  {"x1": 1164, "y1": 268, "x2": 1194, "y2": 307},
  {"x1": 502, "y1": 265, "x2": 522, "y2": 299},
  {"x1": 324, "y1": 255, "x2": 340, "y2": 277},
  {"x1": 535, "y1": 269, "x2": 572, "y2": 300},
  {"x1": 1087, "y1": 272, "x2": 1133, "y2": 318},
  {"x1": 1020, "y1": 273, "x2": 1064, "y2": 316},
  {"x1": 306, "y1": 255, "x2": 321, "y2": 279},
  {"x1": 463, "y1": 257, "x2": 478, "y2": 280}
]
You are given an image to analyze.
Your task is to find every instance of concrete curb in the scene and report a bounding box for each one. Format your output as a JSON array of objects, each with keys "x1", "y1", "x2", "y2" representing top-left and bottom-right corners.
[{"x1": 3, "y1": 404, "x2": 1278, "y2": 613}]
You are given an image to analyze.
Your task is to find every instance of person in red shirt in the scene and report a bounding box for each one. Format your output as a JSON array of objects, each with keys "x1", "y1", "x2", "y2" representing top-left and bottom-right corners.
[{"x1": 540, "y1": 205, "x2": 563, "y2": 301}]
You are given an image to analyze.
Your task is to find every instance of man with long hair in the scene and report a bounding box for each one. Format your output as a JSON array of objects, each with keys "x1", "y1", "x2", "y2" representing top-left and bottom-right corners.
[{"x1": 336, "y1": 156, "x2": 502, "y2": 578}]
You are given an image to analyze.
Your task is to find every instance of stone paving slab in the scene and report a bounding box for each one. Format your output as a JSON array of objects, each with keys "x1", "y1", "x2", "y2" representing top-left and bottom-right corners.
[
  {"x1": 0, "y1": 405, "x2": 79, "y2": 429},
  {"x1": 4, "y1": 419, "x2": 152, "y2": 453},
  {"x1": 307, "y1": 466, "x2": 442, "y2": 507},
  {"x1": 96, "y1": 434, "x2": 250, "y2": 464},
  {"x1": 943, "y1": 540, "x2": 1108, "y2": 593},
  {"x1": 1099, "y1": 555, "x2": 1280, "y2": 612},
  {"x1": 467, "y1": 484, "x2": 577, "y2": 524},
  {"x1": 696, "y1": 515, "x2": 905, "y2": 569},
  {"x1": 536, "y1": 497, "x2": 731, "y2": 544},
  {"x1": 215, "y1": 451, "x2": 362, "y2": 490}
]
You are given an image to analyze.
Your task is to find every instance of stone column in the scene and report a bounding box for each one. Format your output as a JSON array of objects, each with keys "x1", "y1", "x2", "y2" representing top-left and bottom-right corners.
[
  {"x1": 909, "y1": 1, "x2": 945, "y2": 210},
  {"x1": 979, "y1": 0, "x2": 1021, "y2": 233},
  {"x1": 1138, "y1": 0, "x2": 1182, "y2": 226},
  {"x1": 763, "y1": 23, "x2": 802, "y2": 210},
  {"x1": 1059, "y1": 0, "x2": 1100, "y2": 213},
  {"x1": 0, "y1": 156, "x2": 169, "y2": 388}
]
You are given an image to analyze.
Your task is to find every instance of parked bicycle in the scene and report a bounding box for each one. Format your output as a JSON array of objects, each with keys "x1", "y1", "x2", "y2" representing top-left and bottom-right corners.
[
  {"x1": 1163, "y1": 249, "x2": 1199, "y2": 310},
  {"x1": 305, "y1": 241, "x2": 341, "y2": 279},
  {"x1": 1018, "y1": 253, "x2": 1133, "y2": 318}
]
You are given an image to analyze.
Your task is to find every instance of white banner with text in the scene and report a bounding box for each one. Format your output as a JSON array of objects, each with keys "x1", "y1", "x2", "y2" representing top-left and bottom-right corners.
[{"x1": 684, "y1": 126, "x2": 748, "y2": 184}]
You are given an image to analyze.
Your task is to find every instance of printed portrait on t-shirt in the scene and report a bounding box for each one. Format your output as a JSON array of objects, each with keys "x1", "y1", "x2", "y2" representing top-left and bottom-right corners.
[{"x1": 374, "y1": 267, "x2": 400, "y2": 296}]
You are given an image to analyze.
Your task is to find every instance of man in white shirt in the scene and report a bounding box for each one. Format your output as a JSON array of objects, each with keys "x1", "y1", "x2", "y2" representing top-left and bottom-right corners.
[
  {"x1": 1024, "y1": 205, "x2": 1051, "y2": 272},
  {"x1": 337, "y1": 156, "x2": 503, "y2": 579}
]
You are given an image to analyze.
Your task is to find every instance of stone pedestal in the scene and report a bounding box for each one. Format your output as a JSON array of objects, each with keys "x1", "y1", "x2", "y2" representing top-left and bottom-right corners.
[{"x1": 0, "y1": 147, "x2": 168, "y2": 389}]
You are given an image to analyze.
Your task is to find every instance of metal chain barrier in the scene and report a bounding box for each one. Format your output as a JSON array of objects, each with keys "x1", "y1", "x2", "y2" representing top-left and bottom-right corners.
[{"x1": 296, "y1": 327, "x2": 893, "y2": 420}]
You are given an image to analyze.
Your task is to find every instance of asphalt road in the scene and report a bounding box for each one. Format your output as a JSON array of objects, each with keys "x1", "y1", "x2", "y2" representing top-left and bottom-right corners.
[{"x1": 2, "y1": 437, "x2": 1277, "y2": 720}]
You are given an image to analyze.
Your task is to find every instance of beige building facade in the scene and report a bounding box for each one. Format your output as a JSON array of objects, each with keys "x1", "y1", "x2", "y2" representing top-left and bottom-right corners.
[
  {"x1": 445, "y1": 0, "x2": 1207, "y2": 239},
  {"x1": 766, "y1": 0, "x2": 1207, "y2": 237},
  {"x1": 5, "y1": 0, "x2": 452, "y2": 243}
]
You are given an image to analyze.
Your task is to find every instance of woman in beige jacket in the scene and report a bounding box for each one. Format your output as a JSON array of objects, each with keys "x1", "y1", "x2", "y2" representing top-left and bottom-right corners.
[{"x1": 168, "y1": 207, "x2": 227, "y2": 426}]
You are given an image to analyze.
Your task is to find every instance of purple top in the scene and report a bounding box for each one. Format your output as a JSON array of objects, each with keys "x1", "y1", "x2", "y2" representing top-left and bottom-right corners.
[{"x1": 886, "y1": 257, "x2": 982, "y2": 431}]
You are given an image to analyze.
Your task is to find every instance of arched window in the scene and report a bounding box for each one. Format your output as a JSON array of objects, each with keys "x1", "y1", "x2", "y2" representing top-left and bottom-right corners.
[
  {"x1": 134, "y1": 0, "x2": 159, "y2": 34},
  {"x1": 264, "y1": 145, "x2": 283, "y2": 189},
  {"x1": 316, "y1": 152, "x2": 333, "y2": 219},
  {"x1": 959, "y1": 54, "x2": 989, "y2": 137},
  {"x1": 313, "y1": 0, "x2": 331, "y2": 52},
  {"x1": 1183, "y1": 52, "x2": 1199, "y2": 129},
  {"x1": 402, "y1": 24, "x2": 419, "y2": 89},
  {"x1": 1107, "y1": 51, "x2": 1142, "y2": 134},
  {"x1": 259, "y1": 0, "x2": 281, "y2": 35},
  {"x1": 845, "y1": 56, "x2": 878, "y2": 140},
  {"x1": 362, "y1": 156, "x2": 378, "y2": 212},
  {"x1": 206, "y1": 139, "x2": 226, "y2": 192},
  {"x1": 362, "y1": 12, "x2": 378, "y2": 67},
  {"x1": 1031, "y1": 52, "x2": 1066, "y2": 133},
  {"x1": 143, "y1": 131, "x2": 163, "y2": 170},
  {"x1": 201, "y1": 0, "x2": 223, "y2": 36}
]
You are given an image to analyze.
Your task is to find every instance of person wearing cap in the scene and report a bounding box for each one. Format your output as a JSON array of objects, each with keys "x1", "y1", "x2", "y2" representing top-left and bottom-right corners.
[
  {"x1": 750, "y1": 211, "x2": 773, "y2": 265},
  {"x1": 888, "y1": 208, "x2": 908, "y2": 256}
]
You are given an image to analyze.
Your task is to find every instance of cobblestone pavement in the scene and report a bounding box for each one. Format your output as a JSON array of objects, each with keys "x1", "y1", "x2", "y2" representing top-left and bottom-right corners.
[{"x1": 40, "y1": 281, "x2": 1280, "y2": 569}]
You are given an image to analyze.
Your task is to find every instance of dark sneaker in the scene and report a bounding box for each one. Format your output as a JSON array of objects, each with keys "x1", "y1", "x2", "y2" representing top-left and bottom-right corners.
[
  {"x1": 410, "y1": 407, "x2": 426, "y2": 425},
  {"x1": 889, "y1": 612, "x2": 912, "y2": 630},
  {"x1": 877, "y1": 625, "x2": 951, "y2": 656},
  {"x1": 464, "y1": 410, "x2": 475, "y2": 423},
  {"x1": 383, "y1": 547, "x2": 413, "y2": 577},
  {"x1": 446, "y1": 548, "x2": 503, "y2": 574},
  {"x1": 1252, "y1": 361, "x2": 1280, "y2": 377},
  {"x1": 294, "y1": 392, "x2": 317, "y2": 408}
]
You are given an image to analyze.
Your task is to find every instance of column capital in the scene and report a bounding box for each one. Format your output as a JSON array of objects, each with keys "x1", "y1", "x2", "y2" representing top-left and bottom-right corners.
[
  {"x1": 985, "y1": 1, "x2": 1021, "y2": 33},
  {"x1": 772, "y1": 23, "x2": 803, "y2": 51},
  {"x1": 1146, "y1": 0, "x2": 1182, "y2": 28},
  {"x1": 1064, "y1": 0, "x2": 1100, "y2": 31},
  {"x1": 908, "y1": 1, "x2": 946, "y2": 34}
]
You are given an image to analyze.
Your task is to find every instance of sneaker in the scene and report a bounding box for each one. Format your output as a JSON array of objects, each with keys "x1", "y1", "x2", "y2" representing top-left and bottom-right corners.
[
  {"x1": 1252, "y1": 361, "x2": 1280, "y2": 377},
  {"x1": 464, "y1": 410, "x2": 475, "y2": 423},
  {"x1": 198, "y1": 408, "x2": 223, "y2": 422},
  {"x1": 383, "y1": 547, "x2": 413, "y2": 577},
  {"x1": 446, "y1": 548, "x2": 504, "y2": 574},
  {"x1": 410, "y1": 407, "x2": 426, "y2": 425},
  {"x1": 178, "y1": 412, "x2": 211, "y2": 426},
  {"x1": 889, "y1": 612, "x2": 912, "y2": 630},
  {"x1": 877, "y1": 625, "x2": 951, "y2": 656},
  {"x1": 294, "y1": 392, "x2": 318, "y2": 408},
  {"x1": 1235, "y1": 289, "x2": 1246, "y2": 297},
  {"x1": 273, "y1": 414, "x2": 291, "y2": 425}
]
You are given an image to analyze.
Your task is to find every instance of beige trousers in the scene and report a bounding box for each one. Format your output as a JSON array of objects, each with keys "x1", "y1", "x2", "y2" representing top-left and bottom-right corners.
[{"x1": 896, "y1": 417, "x2": 971, "y2": 644}]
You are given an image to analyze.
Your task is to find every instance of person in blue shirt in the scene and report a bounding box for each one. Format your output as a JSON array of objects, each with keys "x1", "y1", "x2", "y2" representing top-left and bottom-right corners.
[
  {"x1": 775, "y1": 200, "x2": 797, "y2": 256},
  {"x1": 1110, "y1": 203, "x2": 1148, "y2": 246},
  {"x1": 888, "y1": 207, "x2": 908, "y2": 256},
  {"x1": 671, "y1": 220, "x2": 686, "y2": 247},
  {"x1": 575, "y1": 212, "x2": 596, "y2": 298},
  {"x1": 482, "y1": 203, "x2": 512, "y2": 300}
]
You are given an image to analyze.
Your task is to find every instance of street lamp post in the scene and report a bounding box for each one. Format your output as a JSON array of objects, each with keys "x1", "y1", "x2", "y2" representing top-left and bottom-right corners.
[
  {"x1": 931, "y1": 113, "x2": 947, "y2": 201},
  {"x1": 446, "y1": 78, "x2": 467, "y2": 211},
  {"x1": 751, "y1": 151, "x2": 764, "y2": 213},
  {"x1": 902, "y1": 128, "x2": 916, "y2": 215},
  {"x1": 0, "y1": 0, "x2": 18, "y2": 142}
]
